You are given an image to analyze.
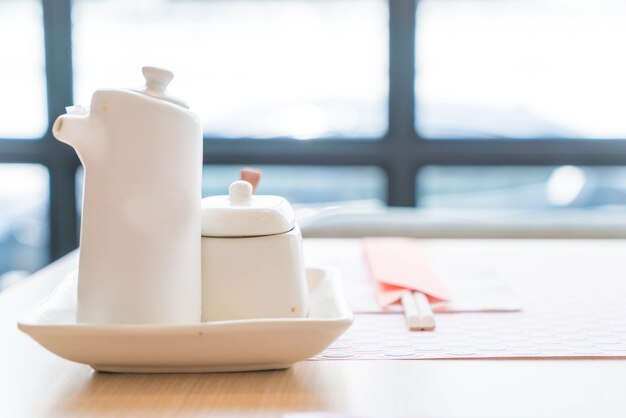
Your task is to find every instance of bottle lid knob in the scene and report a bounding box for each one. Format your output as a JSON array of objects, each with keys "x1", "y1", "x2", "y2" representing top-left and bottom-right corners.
[
  {"x1": 142, "y1": 66, "x2": 174, "y2": 93},
  {"x1": 135, "y1": 66, "x2": 188, "y2": 108}
]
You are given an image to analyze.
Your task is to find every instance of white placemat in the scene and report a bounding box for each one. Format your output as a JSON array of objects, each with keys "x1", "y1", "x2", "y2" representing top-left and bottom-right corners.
[{"x1": 315, "y1": 309, "x2": 626, "y2": 360}]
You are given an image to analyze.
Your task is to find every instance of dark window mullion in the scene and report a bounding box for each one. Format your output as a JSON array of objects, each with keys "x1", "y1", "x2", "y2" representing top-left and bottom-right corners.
[
  {"x1": 43, "y1": 0, "x2": 73, "y2": 132},
  {"x1": 42, "y1": 0, "x2": 79, "y2": 260},
  {"x1": 202, "y1": 138, "x2": 388, "y2": 165},
  {"x1": 387, "y1": 0, "x2": 418, "y2": 206},
  {"x1": 415, "y1": 139, "x2": 626, "y2": 166}
]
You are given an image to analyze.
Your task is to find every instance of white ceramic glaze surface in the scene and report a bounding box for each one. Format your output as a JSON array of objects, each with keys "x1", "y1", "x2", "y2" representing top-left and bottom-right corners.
[
  {"x1": 201, "y1": 180, "x2": 295, "y2": 237},
  {"x1": 201, "y1": 226, "x2": 308, "y2": 322},
  {"x1": 52, "y1": 67, "x2": 203, "y2": 324},
  {"x1": 201, "y1": 181, "x2": 308, "y2": 322},
  {"x1": 18, "y1": 268, "x2": 353, "y2": 373}
]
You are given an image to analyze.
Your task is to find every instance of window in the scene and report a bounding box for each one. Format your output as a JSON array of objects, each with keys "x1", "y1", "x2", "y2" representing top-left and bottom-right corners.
[
  {"x1": 72, "y1": 0, "x2": 388, "y2": 139},
  {"x1": 202, "y1": 165, "x2": 386, "y2": 203},
  {"x1": 1, "y1": 0, "x2": 626, "y2": 269},
  {"x1": 419, "y1": 166, "x2": 626, "y2": 210},
  {"x1": 416, "y1": 0, "x2": 626, "y2": 139},
  {"x1": 0, "y1": 164, "x2": 49, "y2": 284},
  {"x1": 0, "y1": 0, "x2": 47, "y2": 138}
]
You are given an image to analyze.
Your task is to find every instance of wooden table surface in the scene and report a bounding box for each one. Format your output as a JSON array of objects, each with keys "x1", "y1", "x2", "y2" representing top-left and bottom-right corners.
[{"x1": 2, "y1": 239, "x2": 626, "y2": 418}]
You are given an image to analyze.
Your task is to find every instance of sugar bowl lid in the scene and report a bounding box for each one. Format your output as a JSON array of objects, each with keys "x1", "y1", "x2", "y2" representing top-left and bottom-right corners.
[{"x1": 201, "y1": 181, "x2": 295, "y2": 237}]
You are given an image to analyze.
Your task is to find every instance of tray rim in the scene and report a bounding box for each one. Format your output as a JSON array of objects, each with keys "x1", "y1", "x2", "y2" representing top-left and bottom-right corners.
[{"x1": 18, "y1": 266, "x2": 354, "y2": 333}]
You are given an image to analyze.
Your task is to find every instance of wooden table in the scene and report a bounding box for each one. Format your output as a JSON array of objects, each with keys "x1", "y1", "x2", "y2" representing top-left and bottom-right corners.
[{"x1": 2, "y1": 239, "x2": 626, "y2": 418}]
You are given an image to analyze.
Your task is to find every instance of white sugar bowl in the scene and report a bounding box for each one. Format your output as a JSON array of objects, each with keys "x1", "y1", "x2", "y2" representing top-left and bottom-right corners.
[{"x1": 200, "y1": 181, "x2": 308, "y2": 322}]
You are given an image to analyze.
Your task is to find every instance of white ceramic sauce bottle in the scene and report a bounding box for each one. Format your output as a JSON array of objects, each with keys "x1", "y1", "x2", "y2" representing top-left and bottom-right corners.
[
  {"x1": 200, "y1": 181, "x2": 308, "y2": 322},
  {"x1": 53, "y1": 67, "x2": 202, "y2": 324}
]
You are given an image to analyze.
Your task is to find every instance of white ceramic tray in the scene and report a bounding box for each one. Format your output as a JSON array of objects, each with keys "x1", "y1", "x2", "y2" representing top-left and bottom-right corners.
[{"x1": 18, "y1": 268, "x2": 352, "y2": 373}]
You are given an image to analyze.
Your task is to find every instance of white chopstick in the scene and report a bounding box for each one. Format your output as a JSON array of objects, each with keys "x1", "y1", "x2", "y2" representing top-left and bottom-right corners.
[{"x1": 401, "y1": 291, "x2": 436, "y2": 331}]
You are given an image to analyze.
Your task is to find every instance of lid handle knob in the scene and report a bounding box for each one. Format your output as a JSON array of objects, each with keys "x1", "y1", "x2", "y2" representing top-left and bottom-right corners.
[
  {"x1": 136, "y1": 66, "x2": 189, "y2": 108},
  {"x1": 229, "y1": 181, "x2": 253, "y2": 205},
  {"x1": 142, "y1": 66, "x2": 174, "y2": 93}
]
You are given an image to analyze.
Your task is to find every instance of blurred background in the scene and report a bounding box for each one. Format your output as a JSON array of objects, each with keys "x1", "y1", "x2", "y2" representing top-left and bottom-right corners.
[{"x1": 1, "y1": 0, "x2": 626, "y2": 289}]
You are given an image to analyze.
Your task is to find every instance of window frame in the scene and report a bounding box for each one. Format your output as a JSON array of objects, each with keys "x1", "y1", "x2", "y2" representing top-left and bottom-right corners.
[{"x1": 1, "y1": 0, "x2": 626, "y2": 262}]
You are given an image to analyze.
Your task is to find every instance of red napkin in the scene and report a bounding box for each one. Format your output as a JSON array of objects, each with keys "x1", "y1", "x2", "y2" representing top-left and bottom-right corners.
[{"x1": 362, "y1": 237, "x2": 451, "y2": 307}]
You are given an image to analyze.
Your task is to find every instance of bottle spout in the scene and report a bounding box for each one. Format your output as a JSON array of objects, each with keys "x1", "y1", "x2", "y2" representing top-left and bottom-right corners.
[{"x1": 52, "y1": 108, "x2": 93, "y2": 153}]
